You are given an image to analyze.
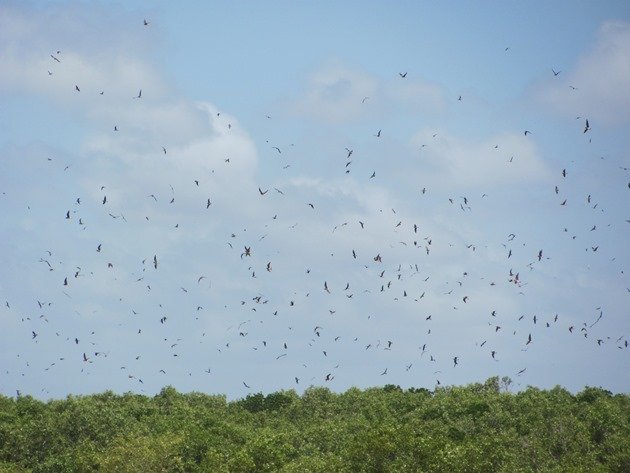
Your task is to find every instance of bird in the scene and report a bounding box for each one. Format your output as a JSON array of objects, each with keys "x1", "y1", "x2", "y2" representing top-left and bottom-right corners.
[
  {"x1": 143, "y1": 19, "x2": 150, "y2": 26},
  {"x1": 453, "y1": 357, "x2": 458, "y2": 367},
  {"x1": 583, "y1": 119, "x2": 590, "y2": 133},
  {"x1": 242, "y1": 381, "x2": 251, "y2": 388},
  {"x1": 74, "y1": 85, "x2": 80, "y2": 92},
  {"x1": 134, "y1": 89, "x2": 142, "y2": 99},
  {"x1": 552, "y1": 69, "x2": 561, "y2": 76},
  {"x1": 258, "y1": 187, "x2": 268, "y2": 195},
  {"x1": 399, "y1": 72, "x2": 407, "y2": 78}
]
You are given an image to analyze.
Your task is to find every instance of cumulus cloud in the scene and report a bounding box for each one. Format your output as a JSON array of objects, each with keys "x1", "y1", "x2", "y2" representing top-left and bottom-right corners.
[
  {"x1": 536, "y1": 20, "x2": 630, "y2": 124},
  {"x1": 290, "y1": 62, "x2": 446, "y2": 123},
  {"x1": 408, "y1": 129, "x2": 551, "y2": 189},
  {"x1": 290, "y1": 63, "x2": 378, "y2": 122}
]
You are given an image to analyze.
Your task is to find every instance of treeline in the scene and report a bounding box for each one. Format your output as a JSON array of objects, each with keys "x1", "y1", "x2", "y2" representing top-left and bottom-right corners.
[{"x1": 0, "y1": 378, "x2": 628, "y2": 472}]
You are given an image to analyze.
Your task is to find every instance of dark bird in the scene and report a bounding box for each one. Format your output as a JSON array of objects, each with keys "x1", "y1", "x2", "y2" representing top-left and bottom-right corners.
[
  {"x1": 399, "y1": 72, "x2": 407, "y2": 78},
  {"x1": 153, "y1": 255, "x2": 158, "y2": 269},
  {"x1": 75, "y1": 85, "x2": 80, "y2": 92},
  {"x1": 258, "y1": 187, "x2": 268, "y2": 195},
  {"x1": 243, "y1": 381, "x2": 251, "y2": 388},
  {"x1": 453, "y1": 357, "x2": 459, "y2": 367},
  {"x1": 143, "y1": 19, "x2": 150, "y2": 26},
  {"x1": 380, "y1": 368, "x2": 388, "y2": 375},
  {"x1": 134, "y1": 89, "x2": 142, "y2": 99},
  {"x1": 50, "y1": 54, "x2": 61, "y2": 62},
  {"x1": 374, "y1": 129, "x2": 381, "y2": 138},
  {"x1": 552, "y1": 69, "x2": 561, "y2": 76},
  {"x1": 583, "y1": 119, "x2": 590, "y2": 133}
]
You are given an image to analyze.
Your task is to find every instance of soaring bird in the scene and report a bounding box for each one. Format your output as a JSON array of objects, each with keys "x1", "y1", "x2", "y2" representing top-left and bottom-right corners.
[
  {"x1": 552, "y1": 69, "x2": 561, "y2": 76},
  {"x1": 583, "y1": 119, "x2": 590, "y2": 133},
  {"x1": 399, "y1": 72, "x2": 407, "y2": 78}
]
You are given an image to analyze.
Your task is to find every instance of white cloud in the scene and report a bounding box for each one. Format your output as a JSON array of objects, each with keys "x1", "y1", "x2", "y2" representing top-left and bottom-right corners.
[
  {"x1": 291, "y1": 62, "x2": 377, "y2": 122},
  {"x1": 290, "y1": 62, "x2": 446, "y2": 122},
  {"x1": 385, "y1": 77, "x2": 446, "y2": 113},
  {"x1": 536, "y1": 20, "x2": 630, "y2": 124},
  {"x1": 408, "y1": 129, "x2": 551, "y2": 189}
]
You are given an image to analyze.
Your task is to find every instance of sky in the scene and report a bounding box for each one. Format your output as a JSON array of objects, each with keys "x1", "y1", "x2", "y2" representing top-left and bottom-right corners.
[{"x1": 1, "y1": 1, "x2": 629, "y2": 401}]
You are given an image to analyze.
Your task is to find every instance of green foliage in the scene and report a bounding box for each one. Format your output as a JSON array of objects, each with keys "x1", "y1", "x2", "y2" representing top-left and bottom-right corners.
[{"x1": 0, "y1": 380, "x2": 628, "y2": 472}]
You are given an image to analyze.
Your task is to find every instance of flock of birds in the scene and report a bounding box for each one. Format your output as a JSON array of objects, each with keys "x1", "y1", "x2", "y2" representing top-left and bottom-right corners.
[{"x1": 3, "y1": 17, "x2": 629, "y2": 399}]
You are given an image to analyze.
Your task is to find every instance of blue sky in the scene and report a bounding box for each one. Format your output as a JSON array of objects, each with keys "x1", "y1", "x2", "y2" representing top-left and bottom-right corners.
[{"x1": 1, "y1": 1, "x2": 629, "y2": 400}]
